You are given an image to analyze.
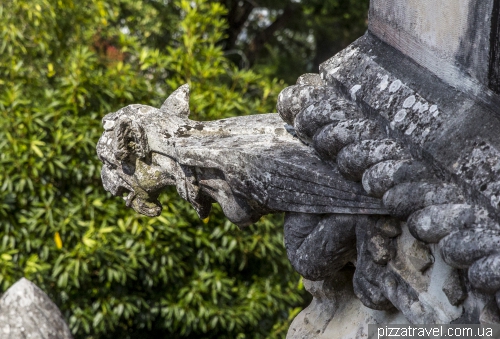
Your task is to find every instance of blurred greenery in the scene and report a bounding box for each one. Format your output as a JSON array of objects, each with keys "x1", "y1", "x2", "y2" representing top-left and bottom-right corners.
[{"x1": 0, "y1": 0, "x2": 368, "y2": 338}]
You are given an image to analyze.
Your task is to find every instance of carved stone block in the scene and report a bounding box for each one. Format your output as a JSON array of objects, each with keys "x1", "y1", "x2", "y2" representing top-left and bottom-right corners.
[{"x1": 0, "y1": 278, "x2": 72, "y2": 339}]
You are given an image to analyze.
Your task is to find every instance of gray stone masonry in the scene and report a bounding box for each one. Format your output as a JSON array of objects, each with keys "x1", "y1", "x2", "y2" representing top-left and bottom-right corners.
[{"x1": 0, "y1": 278, "x2": 73, "y2": 339}]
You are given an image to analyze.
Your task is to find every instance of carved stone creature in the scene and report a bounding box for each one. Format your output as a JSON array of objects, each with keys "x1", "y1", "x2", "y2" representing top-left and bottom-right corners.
[
  {"x1": 97, "y1": 84, "x2": 398, "y2": 299},
  {"x1": 97, "y1": 84, "x2": 387, "y2": 228}
]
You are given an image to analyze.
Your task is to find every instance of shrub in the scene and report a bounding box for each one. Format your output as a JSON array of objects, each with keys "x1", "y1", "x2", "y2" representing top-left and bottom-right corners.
[{"x1": 0, "y1": 0, "x2": 305, "y2": 338}]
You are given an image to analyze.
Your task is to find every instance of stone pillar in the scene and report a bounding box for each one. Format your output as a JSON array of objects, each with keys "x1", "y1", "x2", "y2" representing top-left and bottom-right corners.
[
  {"x1": 0, "y1": 278, "x2": 73, "y2": 339},
  {"x1": 369, "y1": 0, "x2": 499, "y2": 94}
]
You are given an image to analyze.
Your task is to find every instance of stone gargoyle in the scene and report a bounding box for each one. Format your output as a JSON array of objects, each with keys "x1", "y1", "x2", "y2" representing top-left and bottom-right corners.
[
  {"x1": 96, "y1": 82, "x2": 391, "y2": 281},
  {"x1": 97, "y1": 75, "x2": 500, "y2": 335},
  {"x1": 96, "y1": 83, "x2": 386, "y2": 225}
]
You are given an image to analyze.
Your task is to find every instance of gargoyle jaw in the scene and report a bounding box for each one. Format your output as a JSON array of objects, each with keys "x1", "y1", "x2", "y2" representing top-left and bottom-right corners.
[
  {"x1": 125, "y1": 191, "x2": 162, "y2": 217},
  {"x1": 101, "y1": 163, "x2": 164, "y2": 217}
]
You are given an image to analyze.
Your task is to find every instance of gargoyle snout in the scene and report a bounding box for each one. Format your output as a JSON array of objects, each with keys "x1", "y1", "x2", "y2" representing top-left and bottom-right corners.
[{"x1": 101, "y1": 164, "x2": 132, "y2": 197}]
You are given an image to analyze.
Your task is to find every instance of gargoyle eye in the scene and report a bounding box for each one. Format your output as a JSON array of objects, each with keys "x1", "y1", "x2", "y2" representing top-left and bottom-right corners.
[{"x1": 114, "y1": 117, "x2": 150, "y2": 162}]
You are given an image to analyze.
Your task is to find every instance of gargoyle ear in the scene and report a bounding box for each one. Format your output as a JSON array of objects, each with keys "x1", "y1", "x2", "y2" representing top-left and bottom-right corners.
[
  {"x1": 114, "y1": 116, "x2": 150, "y2": 162},
  {"x1": 160, "y1": 84, "x2": 190, "y2": 119}
]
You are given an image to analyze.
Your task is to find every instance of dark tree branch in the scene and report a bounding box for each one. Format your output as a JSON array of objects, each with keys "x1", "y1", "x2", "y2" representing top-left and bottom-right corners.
[
  {"x1": 225, "y1": 0, "x2": 257, "y2": 50},
  {"x1": 246, "y1": 3, "x2": 300, "y2": 66}
]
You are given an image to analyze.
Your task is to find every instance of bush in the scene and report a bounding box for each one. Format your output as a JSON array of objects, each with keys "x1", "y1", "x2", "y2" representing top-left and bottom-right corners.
[{"x1": 0, "y1": 0, "x2": 305, "y2": 338}]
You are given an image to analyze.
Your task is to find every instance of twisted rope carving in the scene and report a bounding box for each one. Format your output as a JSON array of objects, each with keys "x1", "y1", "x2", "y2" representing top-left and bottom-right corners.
[{"x1": 278, "y1": 74, "x2": 500, "y2": 322}]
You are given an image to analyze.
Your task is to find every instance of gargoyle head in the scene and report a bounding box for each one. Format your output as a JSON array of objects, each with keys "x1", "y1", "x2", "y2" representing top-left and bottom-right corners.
[{"x1": 96, "y1": 85, "x2": 193, "y2": 217}]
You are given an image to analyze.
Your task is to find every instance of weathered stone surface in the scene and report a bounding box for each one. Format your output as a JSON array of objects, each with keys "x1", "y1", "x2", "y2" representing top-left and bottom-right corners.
[
  {"x1": 468, "y1": 254, "x2": 500, "y2": 293},
  {"x1": 442, "y1": 269, "x2": 467, "y2": 306},
  {"x1": 480, "y1": 299, "x2": 500, "y2": 325},
  {"x1": 454, "y1": 140, "x2": 500, "y2": 213},
  {"x1": 407, "y1": 204, "x2": 476, "y2": 243},
  {"x1": 362, "y1": 160, "x2": 432, "y2": 198},
  {"x1": 441, "y1": 229, "x2": 500, "y2": 268},
  {"x1": 369, "y1": 0, "x2": 496, "y2": 93},
  {"x1": 385, "y1": 226, "x2": 464, "y2": 324},
  {"x1": 284, "y1": 213, "x2": 358, "y2": 281},
  {"x1": 287, "y1": 0, "x2": 500, "y2": 333},
  {"x1": 313, "y1": 119, "x2": 384, "y2": 160},
  {"x1": 407, "y1": 240, "x2": 434, "y2": 273},
  {"x1": 294, "y1": 98, "x2": 361, "y2": 142},
  {"x1": 380, "y1": 273, "x2": 436, "y2": 324},
  {"x1": 367, "y1": 233, "x2": 391, "y2": 265},
  {"x1": 310, "y1": 7, "x2": 500, "y2": 329},
  {"x1": 353, "y1": 219, "x2": 394, "y2": 310},
  {"x1": 287, "y1": 278, "x2": 337, "y2": 338},
  {"x1": 276, "y1": 85, "x2": 339, "y2": 125},
  {"x1": 320, "y1": 33, "x2": 500, "y2": 220},
  {"x1": 375, "y1": 217, "x2": 402, "y2": 238},
  {"x1": 296, "y1": 73, "x2": 325, "y2": 87},
  {"x1": 287, "y1": 270, "x2": 409, "y2": 339},
  {"x1": 0, "y1": 278, "x2": 73, "y2": 339},
  {"x1": 383, "y1": 182, "x2": 466, "y2": 219},
  {"x1": 337, "y1": 139, "x2": 409, "y2": 181}
]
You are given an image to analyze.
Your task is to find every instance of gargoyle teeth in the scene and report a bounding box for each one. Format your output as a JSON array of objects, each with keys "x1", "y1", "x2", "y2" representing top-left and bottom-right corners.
[{"x1": 123, "y1": 190, "x2": 136, "y2": 207}]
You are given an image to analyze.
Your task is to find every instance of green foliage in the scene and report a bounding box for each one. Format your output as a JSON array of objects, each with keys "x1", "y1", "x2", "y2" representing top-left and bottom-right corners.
[
  {"x1": 163, "y1": 0, "x2": 281, "y2": 120},
  {"x1": 0, "y1": 0, "x2": 304, "y2": 338}
]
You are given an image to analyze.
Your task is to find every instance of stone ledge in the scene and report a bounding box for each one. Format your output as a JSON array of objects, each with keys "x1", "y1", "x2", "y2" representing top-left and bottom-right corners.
[{"x1": 320, "y1": 32, "x2": 500, "y2": 220}]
